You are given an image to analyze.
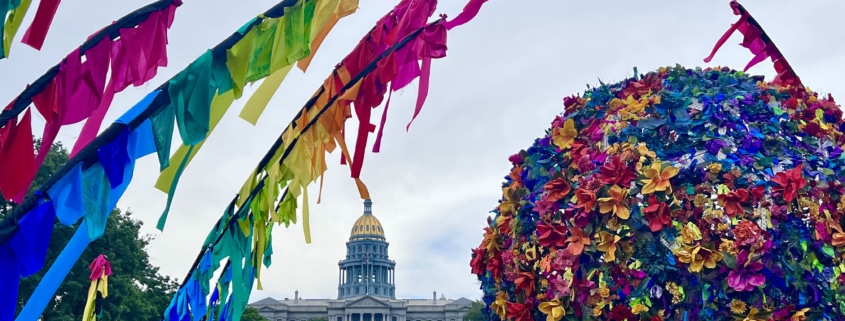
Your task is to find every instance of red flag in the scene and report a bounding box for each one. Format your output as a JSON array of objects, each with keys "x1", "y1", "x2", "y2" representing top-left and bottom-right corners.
[{"x1": 704, "y1": 1, "x2": 801, "y2": 87}]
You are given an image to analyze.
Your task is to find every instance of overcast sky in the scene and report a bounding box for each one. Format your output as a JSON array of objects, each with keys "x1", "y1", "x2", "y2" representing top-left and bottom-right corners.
[{"x1": 1, "y1": 0, "x2": 843, "y2": 304}]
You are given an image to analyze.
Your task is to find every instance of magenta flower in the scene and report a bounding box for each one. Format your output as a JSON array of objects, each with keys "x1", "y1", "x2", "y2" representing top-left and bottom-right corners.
[{"x1": 727, "y1": 250, "x2": 765, "y2": 292}]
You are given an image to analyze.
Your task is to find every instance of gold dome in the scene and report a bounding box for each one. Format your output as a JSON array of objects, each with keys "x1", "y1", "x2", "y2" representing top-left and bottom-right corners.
[{"x1": 350, "y1": 199, "x2": 385, "y2": 238}]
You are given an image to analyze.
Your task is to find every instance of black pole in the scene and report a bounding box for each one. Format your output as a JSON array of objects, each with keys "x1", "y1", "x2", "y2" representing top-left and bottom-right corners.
[
  {"x1": 0, "y1": 0, "x2": 177, "y2": 128},
  {"x1": 0, "y1": 0, "x2": 303, "y2": 246},
  {"x1": 170, "y1": 19, "x2": 439, "y2": 293}
]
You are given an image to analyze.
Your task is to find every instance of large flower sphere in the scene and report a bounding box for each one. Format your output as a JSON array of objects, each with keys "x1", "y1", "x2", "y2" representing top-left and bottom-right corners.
[{"x1": 470, "y1": 66, "x2": 845, "y2": 321}]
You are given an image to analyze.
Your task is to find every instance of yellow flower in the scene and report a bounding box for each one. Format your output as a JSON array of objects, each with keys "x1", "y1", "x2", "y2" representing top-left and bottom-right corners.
[
  {"x1": 552, "y1": 119, "x2": 578, "y2": 150},
  {"x1": 719, "y1": 239, "x2": 738, "y2": 256},
  {"x1": 641, "y1": 162, "x2": 680, "y2": 194},
  {"x1": 538, "y1": 300, "x2": 566, "y2": 321},
  {"x1": 742, "y1": 308, "x2": 769, "y2": 321},
  {"x1": 596, "y1": 231, "x2": 621, "y2": 262},
  {"x1": 631, "y1": 303, "x2": 649, "y2": 314},
  {"x1": 680, "y1": 222, "x2": 702, "y2": 245},
  {"x1": 598, "y1": 185, "x2": 631, "y2": 219},
  {"x1": 674, "y1": 245, "x2": 723, "y2": 272},
  {"x1": 491, "y1": 292, "x2": 508, "y2": 319},
  {"x1": 598, "y1": 286, "x2": 610, "y2": 298},
  {"x1": 636, "y1": 143, "x2": 656, "y2": 159},
  {"x1": 730, "y1": 299, "x2": 747, "y2": 314},
  {"x1": 608, "y1": 98, "x2": 627, "y2": 110},
  {"x1": 665, "y1": 282, "x2": 684, "y2": 304},
  {"x1": 619, "y1": 96, "x2": 649, "y2": 120},
  {"x1": 708, "y1": 163, "x2": 722, "y2": 174},
  {"x1": 592, "y1": 306, "x2": 603, "y2": 317},
  {"x1": 791, "y1": 308, "x2": 810, "y2": 321}
]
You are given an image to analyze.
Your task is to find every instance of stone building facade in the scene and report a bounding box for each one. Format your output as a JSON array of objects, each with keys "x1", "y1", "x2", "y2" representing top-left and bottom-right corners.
[{"x1": 250, "y1": 200, "x2": 472, "y2": 321}]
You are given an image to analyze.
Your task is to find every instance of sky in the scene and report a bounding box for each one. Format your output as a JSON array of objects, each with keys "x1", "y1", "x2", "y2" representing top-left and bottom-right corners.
[{"x1": 1, "y1": 0, "x2": 844, "y2": 305}]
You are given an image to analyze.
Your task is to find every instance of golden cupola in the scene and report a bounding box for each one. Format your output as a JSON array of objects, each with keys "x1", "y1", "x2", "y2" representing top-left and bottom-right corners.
[
  {"x1": 339, "y1": 199, "x2": 395, "y2": 299},
  {"x1": 349, "y1": 199, "x2": 385, "y2": 239}
]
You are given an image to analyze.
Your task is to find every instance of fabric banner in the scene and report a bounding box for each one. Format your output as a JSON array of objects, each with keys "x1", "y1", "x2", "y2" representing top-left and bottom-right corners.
[{"x1": 0, "y1": 0, "x2": 180, "y2": 204}]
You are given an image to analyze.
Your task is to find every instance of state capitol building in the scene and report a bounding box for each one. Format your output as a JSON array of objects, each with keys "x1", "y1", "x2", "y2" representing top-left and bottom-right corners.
[{"x1": 249, "y1": 200, "x2": 473, "y2": 321}]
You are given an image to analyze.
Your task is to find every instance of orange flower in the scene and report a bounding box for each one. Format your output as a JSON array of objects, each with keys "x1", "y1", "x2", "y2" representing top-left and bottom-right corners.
[
  {"x1": 641, "y1": 162, "x2": 679, "y2": 195},
  {"x1": 565, "y1": 227, "x2": 591, "y2": 255},
  {"x1": 575, "y1": 188, "x2": 597, "y2": 212},
  {"x1": 514, "y1": 272, "x2": 536, "y2": 297},
  {"x1": 552, "y1": 119, "x2": 578, "y2": 150},
  {"x1": 831, "y1": 221, "x2": 845, "y2": 247},
  {"x1": 596, "y1": 231, "x2": 621, "y2": 262},
  {"x1": 598, "y1": 185, "x2": 630, "y2": 219},
  {"x1": 718, "y1": 188, "x2": 750, "y2": 216},
  {"x1": 544, "y1": 177, "x2": 572, "y2": 203}
]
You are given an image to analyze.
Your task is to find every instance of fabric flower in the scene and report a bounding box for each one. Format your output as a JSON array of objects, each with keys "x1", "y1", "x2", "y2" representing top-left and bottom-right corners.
[
  {"x1": 575, "y1": 187, "x2": 597, "y2": 212},
  {"x1": 506, "y1": 301, "x2": 534, "y2": 321},
  {"x1": 472, "y1": 65, "x2": 845, "y2": 320},
  {"x1": 729, "y1": 299, "x2": 747, "y2": 314},
  {"x1": 718, "y1": 188, "x2": 750, "y2": 216},
  {"x1": 596, "y1": 231, "x2": 621, "y2": 262},
  {"x1": 490, "y1": 292, "x2": 508, "y2": 319},
  {"x1": 790, "y1": 308, "x2": 810, "y2": 321},
  {"x1": 740, "y1": 308, "x2": 772, "y2": 321},
  {"x1": 549, "y1": 273, "x2": 572, "y2": 297},
  {"x1": 533, "y1": 197, "x2": 556, "y2": 215},
  {"x1": 640, "y1": 162, "x2": 679, "y2": 194},
  {"x1": 727, "y1": 250, "x2": 765, "y2": 292},
  {"x1": 830, "y1": 220, "x2": 845, "y2": 247},
  {"x1": 771, "y1": 164, "x2": 806, "y2": 202},
  {"x1": 644, "y1": 195, "x2": 672, "y2": 232},
  {"x1": 552, "y1": 119, "x2": 577, "y2": 150},
  {"x1": 538, "y1": 300, "x2": 565, "y2": 321},
  {"x1": 536, "y1": 222, "x2": 567, "y2": 248},
  {"x1": 565, "y1": 227, "x2": 591, "y2": 255},
  {"x1": 514, "y1": 272, "x2": 536, "y2": 297},
  {"x1": 600, "y1": 155, "x2": 638, "y2": 186},
  {"x1": 470, "y1": 247, "x2": 487, "y2": 275},
  {"x1": 675, "y1": 245, "x2": 723, "y2": 272},
  {"x1": 733, "y1": 220, "x2": 763, "y2": 248},
  {"x1": 599, "y1": 185, "x2": 631, "y2": 219},
  {"x1": 544, "y1": 176, "x2": 572, "y2": 203},
  {"x1": 609, "y1": 304, "x2": 637, "y2": 321}
]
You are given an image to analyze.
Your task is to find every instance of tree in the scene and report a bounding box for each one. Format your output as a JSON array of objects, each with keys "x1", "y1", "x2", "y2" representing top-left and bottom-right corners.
[
  {"x1": 5, "y1": 141, "x2": 179, "y2": 320},
  {"x1": 308, "y1": 318, "x2": 329, "y2": 321},
  {"x1": 463, "y1": 300, "x2": 486, "y2": 321},
  {"x1": 242, "y1": 307, "x2": 270, "y2": 321}
]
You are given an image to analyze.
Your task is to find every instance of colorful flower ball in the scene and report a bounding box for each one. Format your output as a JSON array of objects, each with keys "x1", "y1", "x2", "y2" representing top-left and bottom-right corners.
[{"x1": 470, "y1": 65, "x2": 845, "y2": 321}]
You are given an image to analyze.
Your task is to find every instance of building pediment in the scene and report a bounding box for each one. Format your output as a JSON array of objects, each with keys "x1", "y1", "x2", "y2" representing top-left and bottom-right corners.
[
  {"x1": 345, "y1": 295, "x2": 391, "y2": 308},
  {"x1": 257, "y1": 305, "x2": 283, "y2": 312}
]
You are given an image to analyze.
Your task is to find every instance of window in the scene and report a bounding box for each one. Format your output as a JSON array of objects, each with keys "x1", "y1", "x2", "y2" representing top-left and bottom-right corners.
[
  {"x1": 338, "y1": 317, "x2": 343, "y2": 321},
  {"x1": 392, "y1": 317, "x2": 397, "y2": 321}
]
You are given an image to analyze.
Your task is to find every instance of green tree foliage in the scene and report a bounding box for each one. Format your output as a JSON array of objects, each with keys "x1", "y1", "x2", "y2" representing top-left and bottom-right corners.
[
  {"x1": 463, "y1": 300, "x2": 486, "y2": 321},
  {"x1": 308, "y1": 318, "x2": 329, "y2": 321},
  {"x1": 4, "y1": 141, "x2": 179, "y2": 320},
  {"x1": 242, "y1": 307, "x2": 270, "y2": 321}
]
